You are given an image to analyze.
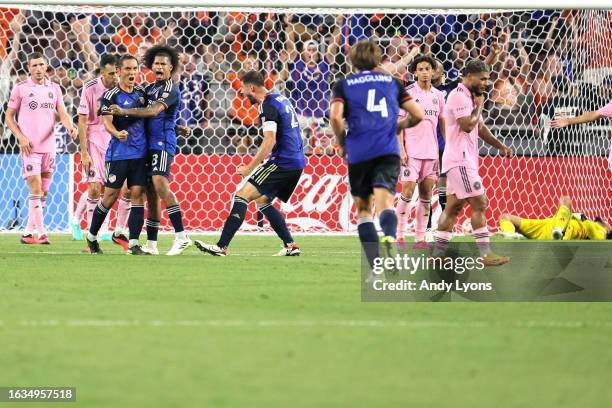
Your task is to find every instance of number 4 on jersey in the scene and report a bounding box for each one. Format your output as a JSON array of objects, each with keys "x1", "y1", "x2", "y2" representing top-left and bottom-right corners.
[{"x1": 366, "y1": 89, "x2": 388, "y2": 118}]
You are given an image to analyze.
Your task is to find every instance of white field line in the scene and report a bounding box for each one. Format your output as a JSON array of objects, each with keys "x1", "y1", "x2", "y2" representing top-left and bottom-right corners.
[
  {"x1": 0, "y1": 250, "x2": 360, "y2": 256},
  {"x1": 2, "y1": 319, "x2": 612, "y2": 329}
]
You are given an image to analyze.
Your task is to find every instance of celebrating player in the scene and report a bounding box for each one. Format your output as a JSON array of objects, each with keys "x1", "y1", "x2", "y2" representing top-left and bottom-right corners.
[
  {"x1": 395, "y1": 54, "x2": 446, "y2": 250},
  {"x1": 85, "y1": 54, "x2": 149, "y2": 255},
  {"x1": 499, "y1": 196, "x2": 612, "y2": 240},
  {"x1": 432, "y1": 59, "x2": 512, "y2": 266},
  {"x1": 6, "y1": 52, "x2": 77, "y2": 244},
  {"x1": 194, "y1": 70, "x2": 304, "y2": 256},
  {"x1": 329, "y1": 40, "x2": 424, "y2": 274},
  {"x1": 71, "y1": 54, "x2": 132, "y2": 249},
  {"x1": 551, "y1": 100, "x2": 612, "y2": 171},
  {"x1": 109, "y1": 45, "x2": 191, "y2": 256}
]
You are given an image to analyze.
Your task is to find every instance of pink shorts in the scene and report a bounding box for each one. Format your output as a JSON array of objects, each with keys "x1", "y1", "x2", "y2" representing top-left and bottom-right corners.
[
  {"x1": 21, "y1": 152, "x2": 56, "y2": 180},
  {"x1": 399, "y1": 157, "x2": 439, "y2": 183},
  {"x1": 446, "y1": 166, "x2": 485, "y2": 199},
  {"x1": 85, "y1": 142, "x2": 107, "y2": 184}
]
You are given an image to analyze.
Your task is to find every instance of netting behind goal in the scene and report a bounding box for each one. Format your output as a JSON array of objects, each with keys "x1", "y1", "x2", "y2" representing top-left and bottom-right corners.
[{"x1": 0, "y1": 6, "x2": 611, "y2": 233}]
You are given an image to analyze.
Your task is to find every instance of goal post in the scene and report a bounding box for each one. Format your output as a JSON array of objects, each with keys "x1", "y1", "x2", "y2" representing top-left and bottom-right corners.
[{"x1": 0, "y1": 4, "x2": 610, "y2": 234}]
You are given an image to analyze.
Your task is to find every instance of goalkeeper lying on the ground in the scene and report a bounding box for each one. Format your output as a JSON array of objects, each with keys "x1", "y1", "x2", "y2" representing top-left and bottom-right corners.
[{"x1": 498, "y1": 196, "x2": 612, "y2": 240}]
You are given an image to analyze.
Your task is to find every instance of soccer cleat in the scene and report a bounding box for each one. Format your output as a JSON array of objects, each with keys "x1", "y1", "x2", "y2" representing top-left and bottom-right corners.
[
  {"x1": 86, "y1": 237, "x2": 103, "y2": 254},
  {"x1": 112, "y1": 233, "x2": 129, "y2": 250},
  {"x1": 194, "y1": 240, "x2": 227, "y2": 257},
  {"x1": 99, "y1": 231, "x2": 113, "y2": 241},
  {"x1": 482, "y1": 252, "x2": 510, "y2": 267},
  {"x1": 166, "y1": 238, "x2": 192, "y2": 256},
  {"x1": 142, "y1": 245, "x2": 159, "y2": 255},
  {"x1": 126, "y1": 245, "x2": 151, "y2": 256},
  {"x1": 20, "y1": 234, "x2": 39, "y2": 245},
  {"x1": 397, "y1": 237, "x2": 406, "y2": 249},
  {"x1": 380, "y1": 236, "x2": 396, "y2": 258},
  {"x1": 70, "y1": 219, "x2": 83, "y2": 241},
  {"x1": 412, "y1": 241, "x2": 433, "y2": 251},
  {"x1": 552, "y1": 227, "x2": 564, "y2": 240},
  {"x1": 37, "y1": 234, "x2": 50, "y2": 245},
  {"x1": 274, "y1": 243, "x2": 301, "y2": 256}
]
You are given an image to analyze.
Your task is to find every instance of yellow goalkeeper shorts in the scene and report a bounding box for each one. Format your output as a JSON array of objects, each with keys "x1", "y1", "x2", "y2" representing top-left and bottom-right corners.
[{"x1": 518, "y1": 218, "x2": 555, "y2": 240}]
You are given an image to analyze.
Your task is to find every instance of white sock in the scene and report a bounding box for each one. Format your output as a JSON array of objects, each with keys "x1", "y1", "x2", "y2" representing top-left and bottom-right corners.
[
  {"x1": 87, "y1": 232, "x2": 97, "y2": 242},
  {"x1": 176, "y1": 231, "x2": 187, "y2": 240},
  {"x1": 129, "y1": 239, "x2": 139, "y2": 247},
  {"x1": 147, "y1": 240, "x2": 158, "y2": 249}
]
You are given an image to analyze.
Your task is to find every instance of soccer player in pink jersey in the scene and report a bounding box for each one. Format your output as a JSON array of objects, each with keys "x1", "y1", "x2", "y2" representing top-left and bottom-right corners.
[
  {"x1": 72, "y1": 55, "x2": 127, "y2": 247},
  {"x1": 395, "y1": 54, "x2": 446, "y2": 250},
  {"x1": 552, "y1": 100, "x2": 612, "y2": 171},
  {"x1": 432, "y1": 60, "x2": 512, "y2": 266},
  {"x1": 6, "y1": 52, "x2": 77, "y2": 244}
]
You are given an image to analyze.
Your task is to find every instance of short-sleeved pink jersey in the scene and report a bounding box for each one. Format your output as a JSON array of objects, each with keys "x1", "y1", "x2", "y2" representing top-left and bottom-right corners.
[
  {"x1": 399, "y1": 82, "x2": 445, "y2": 160},
  {"x1": 8, "y1": 78, "x2": 64, "y2": 153},
  {"x1": 77, "y1": 77, "x2": 111, "y2": 151},
  {"x1": 442, "y1": 82, "x2": 484, "y2": 173}
]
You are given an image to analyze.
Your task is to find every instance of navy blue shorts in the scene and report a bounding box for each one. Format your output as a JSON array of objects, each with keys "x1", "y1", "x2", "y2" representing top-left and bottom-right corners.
[
  {"x1": 149, "y1": 150, "x2": 174, "y2": 179},
  {"x1": 248, "y1": 161, "x2": 302, "y2": 202},
  {"x1": 104, "y1": 158, "x2": 148, "y2": 189},
  {"x1": 348, "y1": 154, "x2": 400, "y2": 200}
]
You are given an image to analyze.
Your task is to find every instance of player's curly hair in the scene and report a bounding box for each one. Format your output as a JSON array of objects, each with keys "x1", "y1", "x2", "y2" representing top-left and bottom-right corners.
[
  {"x1": 408, "y1": 54, "x2": 438, "y2": 74},
  {"x1": 143, "y1": 44, "x2": 180, "y2": 74}
]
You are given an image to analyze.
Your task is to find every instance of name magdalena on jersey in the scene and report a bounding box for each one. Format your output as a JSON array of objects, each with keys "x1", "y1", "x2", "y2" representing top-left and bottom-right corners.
[{"x1": 346, "y1": 74, "x2": 392, "y2": 86}]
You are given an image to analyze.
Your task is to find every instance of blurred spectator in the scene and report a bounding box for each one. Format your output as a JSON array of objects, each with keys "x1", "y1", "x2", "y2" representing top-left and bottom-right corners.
[
  {"x1": 0, "y1": 11, "x2": 24, "y2": 145},
  {"x1": 91, "y1": 13, "x2": 112, "y2": 55},
  {"x1": 0, "y1": 8, "x2": 20, "y2": 57},
  {"x1": 178, "y1": 11, "x2": 217, "y2": 54},
  {"x1": 44, "y1": 12, "x2": 98, "y2": 72},
  {"x1": 114, "y1": 13, "x2": 175, "y2": 55},
  {"x1": 177, "y1": 52, "x2": 211, "y2": 150},
  {"x1": 380, "y1": 36, "x2": 420, "y2": 81},
  {"x1": 285, "y1": 14, "x2": 342, "y2": 152}
]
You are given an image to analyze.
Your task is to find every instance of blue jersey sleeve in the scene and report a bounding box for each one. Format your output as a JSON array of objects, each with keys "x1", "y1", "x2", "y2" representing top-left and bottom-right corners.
[
  {"x1": 154, "y1": 81, "x2": 179, "y2": 109},
  {"x1": 99, "y1": 88, "x2": 117, "y2": 116},
  {"x1": 330, "y1": 80, "x2": 345, "y2": 104},
  {"x1": 259, "y1": 98, "x2": 280, "y2": 129}
]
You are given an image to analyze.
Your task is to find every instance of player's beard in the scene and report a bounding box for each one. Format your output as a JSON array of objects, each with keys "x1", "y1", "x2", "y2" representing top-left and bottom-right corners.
[{"x1": 246, "y1": 94, "x2": 258, "y2": 104}]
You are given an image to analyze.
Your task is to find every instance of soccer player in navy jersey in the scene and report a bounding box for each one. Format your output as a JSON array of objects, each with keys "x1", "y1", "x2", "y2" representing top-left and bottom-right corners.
[
  {"x1": 329, "y1": 40, "x2": 424, "y2": 276},
  {"x1": 86, "y1": 55, "x2": 149, "y2": 255},
  {"x1": 110, "y1": 45, "x2": 191, "y2": 256},
  {"x1": 194, "y1": 71, "x2": 305, "y2": 257}
]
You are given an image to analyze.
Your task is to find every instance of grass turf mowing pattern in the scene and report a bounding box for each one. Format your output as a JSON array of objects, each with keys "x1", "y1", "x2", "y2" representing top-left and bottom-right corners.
[{"x1": 1, "y1": 234, "x2": 612, "y2": 407}]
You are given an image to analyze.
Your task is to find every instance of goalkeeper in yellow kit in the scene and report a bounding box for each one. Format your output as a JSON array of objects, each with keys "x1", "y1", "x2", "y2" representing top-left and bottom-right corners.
[{"x1": 498, "y1": 196, "x2": 612, "y2": 240}]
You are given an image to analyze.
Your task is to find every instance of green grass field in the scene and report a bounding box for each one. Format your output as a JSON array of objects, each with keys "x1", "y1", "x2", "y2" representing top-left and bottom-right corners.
[{"x1": 1, "y1": 234, "x2": 612, "y2": 407}]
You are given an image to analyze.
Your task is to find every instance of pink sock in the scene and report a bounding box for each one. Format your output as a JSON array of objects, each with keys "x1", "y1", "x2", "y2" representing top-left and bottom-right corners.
[
  {"x1": 433, "y1": 230, "x2": 452, "y2": 256},
  {"x1": 26, "y1": 194, "x2": 41, "y2": 234},
  {"x1": 395, "y1": 195, "x2": 410, "y2": 237},
  {"x1": 28, "y1": 195, "x2": 44, "y2": 236},
  {"x1": 86, "y1": 197, "x2": 98, "y2": 230},
  {"x1": 415, "y1": 199, "x2": 431, "y2": 242},
  {"x1": 116, "y1": 196, "x2": 131, "y2": 232},
  {"x1": 74, "y1": 193, "x2": 88, "y2": 222},
  {"x1": 472, "y1": 226, "x2": 490, "y2": 256}
]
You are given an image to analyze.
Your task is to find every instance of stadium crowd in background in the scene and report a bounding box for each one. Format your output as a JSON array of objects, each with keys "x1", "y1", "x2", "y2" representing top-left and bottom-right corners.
[{"x1": 0, "y1": 9, "x2": 611, "y2": 156}]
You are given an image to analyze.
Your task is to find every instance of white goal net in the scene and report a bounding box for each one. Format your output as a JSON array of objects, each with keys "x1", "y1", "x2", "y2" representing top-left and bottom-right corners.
[{"x1": 0, "y1": 5, "x2": 611, "y2": 233}]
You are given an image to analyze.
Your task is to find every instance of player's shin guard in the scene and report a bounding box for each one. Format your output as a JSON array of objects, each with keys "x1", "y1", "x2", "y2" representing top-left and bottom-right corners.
[
  {"x1": 379, "y1": 208, "x2": 398, "y2": 239},
  {"x1": 146, "y1": 218, "x2": 160, "y2": 244},
  {"x1": 499, "y1": 219, "x2": 516, "y2": 234},
  {"x1": 415, "y1": 199, "x2": 431, "y2": 242},
  {"x1": 217, "y1": 197, "x2": 248, "y2": 248},
  {"x1": 357, "y1": 217, "x2": 379, "y2": 268},
  {"x1": 27, "y1": 195, "x2": 43, "y2": 235},
  {"x1": 433, "y1": 230, "x2": 452, "y2": 256},
  {"x1": 167, "y1": 204, "x2": 186, "y2": 239},
  {"x1": 438, "y1": 184, "x2": 447, "y2": 211},
  {"x1": 395, "y1": 195, "x2": 410, "y2": 238},
  {"x1": 89, "y1": 202, "x2": 110, "y2": 237},
  {"x1": 259, "y1": 202, "x2": 293, "y2": 246},
  {"x1": 472, "y1": 227, "x2": 491, "y2": 257},
  {"x1": 86, "y1": 198, "x2": 98, "y2": 229},
  {"x1": 74, "y1": 193, "x2": 88, "y2": 223},
  {"x1": 128, "y1": 204, "x2": 145, "y2": 244},
  {"x1": 116, "y1": 196, "x2": 131, "y2": 233}
]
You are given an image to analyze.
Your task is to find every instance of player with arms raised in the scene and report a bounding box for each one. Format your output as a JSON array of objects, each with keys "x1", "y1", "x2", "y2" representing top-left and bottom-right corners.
[
  {"x1": 6, "y1": 52, "x2": 77, "y2": 244},
  {"x1": 395, "y1": 54, "x2": 446, "y2": 249},
  {"x1": 329, "y1": 40, "x2": 424, "y2": 273},
  {"x1": 109, "y1": 45, "x2": 191, "y2": 256},
  {"x1": 86, "y1": 55, "x2": 149, "y2": 254},
  {"x1": 194, "y1": 70, "x2": 304, "y2": 256},
  {"x1": 432, "y1": 60, "x2": 512, "y2": 265},
  {"x1": 552, "y1": 100, "x2": 612, "y2": 171}
]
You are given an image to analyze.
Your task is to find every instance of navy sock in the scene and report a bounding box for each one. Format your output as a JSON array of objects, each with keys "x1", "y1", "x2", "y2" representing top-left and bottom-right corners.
[
  {"x1": 166, "y1": 204, "x2": 184, "y2": 233},
  {"x1": 89, "y1": 202, "x2": 110, "y2": 237},
  {"x1": 357, "y1": 217, "x2": 379, "y2": 268},
  {"x1": 379, "y1": 208, "x2": 398, "y2": 239},
  {"x1": 438, "y1": 183, "x2": 447, "y2": 211},
  {"x1": 217, "y1": 197, "x2": 248, "y2": 248},
  {"x1": 259, "y1": 202, "x2": 293, "y2": 246},
  {"x1": 128, "y1": 204, "x2": 145, "y2": 241},
  {"x1": 146, "y1": 218, "x2": 160, "y2": 242}
]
